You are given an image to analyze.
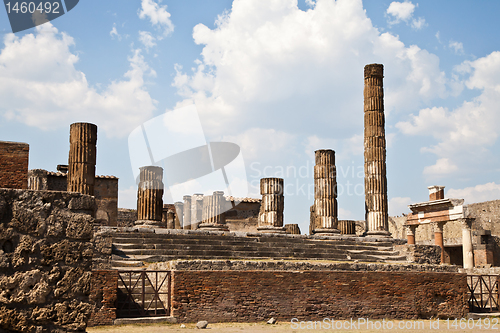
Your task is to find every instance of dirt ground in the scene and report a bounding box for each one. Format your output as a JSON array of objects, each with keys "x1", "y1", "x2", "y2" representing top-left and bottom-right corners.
[{"x1": 87, "y1": 318, "x2": 500, "y2": 332}]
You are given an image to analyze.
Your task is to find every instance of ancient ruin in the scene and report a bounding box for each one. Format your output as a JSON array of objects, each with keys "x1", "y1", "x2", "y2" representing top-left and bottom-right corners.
[
  {"x1": 363, "y1": 64, "x2": 390, "y2": 237},
  {"x1": 4, "y1": 63, "x2": 498, "y2": 330},
  {"x1": 257, "y1": 178, "x2": 286, "y2": 233}
]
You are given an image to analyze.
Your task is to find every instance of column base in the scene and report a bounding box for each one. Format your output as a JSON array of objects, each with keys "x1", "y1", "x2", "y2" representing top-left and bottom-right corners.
[
  {"x1": 365, "y1": 230, "x2": 392, "y2": 237},
  {"x1": 198, "y1": 223, "x2": 229, "y2": 231},
  {"x1": 135, "y1": 220, "x2": 164, "y2": 228},
  {"x1": 257, "y1": 226, "x2": 287, "y2": 234},
  {"x1": 314, "y1": 228, "x2": 341, "y2": 236}
]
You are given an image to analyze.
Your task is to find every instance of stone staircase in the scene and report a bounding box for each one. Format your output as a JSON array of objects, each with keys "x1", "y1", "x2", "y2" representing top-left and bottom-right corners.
[{"x1": 109, "y1": 230, "x2": 407, "y2": 270}]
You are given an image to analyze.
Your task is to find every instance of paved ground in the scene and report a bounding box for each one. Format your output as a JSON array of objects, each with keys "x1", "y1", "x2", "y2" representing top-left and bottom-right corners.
[{"x1": 87, "y1": 318, "x2": 500, "y2": 332}]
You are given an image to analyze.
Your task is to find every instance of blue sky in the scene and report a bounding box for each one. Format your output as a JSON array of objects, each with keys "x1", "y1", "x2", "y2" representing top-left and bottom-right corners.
[{"x1": 1, "y1": 0, "x2": 499, "y2": 233}]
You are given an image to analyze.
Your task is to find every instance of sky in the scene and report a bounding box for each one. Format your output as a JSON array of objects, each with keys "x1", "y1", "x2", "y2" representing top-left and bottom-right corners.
[{"x1": 1, "y1": 0, "x2": 499, "y2": 233}]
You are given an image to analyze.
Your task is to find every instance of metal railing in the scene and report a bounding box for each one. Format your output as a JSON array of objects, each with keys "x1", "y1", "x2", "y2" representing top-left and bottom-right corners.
[
  {"x1": 117, "y1": 271, "x2": 171, "y2": 318},
  {"x1": 468, "y1": 275, "x2": 499, "y2": 312}
]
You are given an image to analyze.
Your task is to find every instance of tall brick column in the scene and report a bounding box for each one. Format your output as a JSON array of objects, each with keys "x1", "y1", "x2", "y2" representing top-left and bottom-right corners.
[
  {"x1": 311, "y1": 150, "x2": 340, "y2": 235},
  {"x1": 257, "y1": 178, "x2": 286, "y2": 234},
  {"x1": 199, "y1": 191, "x2": 228, "y2": 231},
  {"x1": 135, "y1": 166, "x2": 164, "y2": 227},
  {"x1": 364, "y1": 64, "x2": 390, "y2": 237},
  {"x1": 183, "y1": 195, "x2": 192, "y2": 230},
  {"x1": 433, "y1": 222, "x2": 445, "y2": 264},
  {"x1": 191, "y1": 193, "x2": 203, "y2": 230},
  {"x1": 67, "y1": 122, "x2": 97, "y2": 195}
]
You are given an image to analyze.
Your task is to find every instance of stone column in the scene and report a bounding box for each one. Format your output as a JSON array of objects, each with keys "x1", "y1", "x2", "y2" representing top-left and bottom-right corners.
[
  {"x1": 28, "y1": 169, "x2": 48, "y2": 190},
  {"x1": 162, "y1": 205, "x2": 175, "y2": 229},
  {"x1": 67, "y1": 122, "x2": 97, "y2": 195},
  {"x1": 311, "y1": 149, "x2": 340, "y2": 235},
  {"x1": 258, "y1": 178, "x2": 286, "y2": 233},
  {"x1": 199, "y1": 191, "x2": 228, "y2": 231},
  {"x1": 461, "y1": 218, "x2": 474, "y2": 269},
  {"x1": 183, "y1": 195, "x2": 192, "y2": 230},
  {"x1": 364, "y1": 64, "x2": 390, "y2": 237},
  {"x1": 433, "y1": 222, "x2": 445, "y2": 264},
  {"x1": 174, "y1": 202, "x2": 183, "y2": 229},
  {"x1": 135, "y1": 166, "x2": 164, "y2": 227},
  {"x1": 191, "y1": 193, "x2": 203, "y2": 230},
  {"x1": 405, "y1": 225, "x2": 417, "y2": 245},
  {"x1": 285, "y1": 224, "x2": 301, "y2": 235},
  {"x1": 338, "y1": 220, "x2": 356, "y2": 235}
]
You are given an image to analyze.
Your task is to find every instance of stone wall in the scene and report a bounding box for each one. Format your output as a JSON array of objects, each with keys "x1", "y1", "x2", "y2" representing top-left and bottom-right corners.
[
  {"x1": 88, "y1": 270, "x2": 118, "y2": 327},
  {"x1": 0, "y1": 141, "x2": 29, "y2": 189},
  {"x1": 171, "y1": 268, "x2": 467, "y2": 322},
  {"x1": 117, "y1": 208, "x2": 137, "y2": 227},
  {"x1": 0, "y1": 189, "x2": 94, "y2": 332},
  {"x1": 94, "y1": 177, "x2": 118, "y2": 226}
]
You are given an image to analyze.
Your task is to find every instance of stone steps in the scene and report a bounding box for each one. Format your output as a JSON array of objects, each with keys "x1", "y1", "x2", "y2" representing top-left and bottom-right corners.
[{"x1": 109, "y1": 231, "x2": 407, "y2": 269}]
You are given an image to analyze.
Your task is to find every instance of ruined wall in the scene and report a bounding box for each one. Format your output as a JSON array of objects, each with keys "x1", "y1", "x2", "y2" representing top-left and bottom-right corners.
[
  {"x1": 117, "y1": 208, "x2": 137, "y2": 227},
  {"x1": 0, "y1": 189, "x2": 94, "y2": 332},
  {"x1": 172, "y1": 270, "x2": 467, "y2": 322},
  {"x1": 0, "y1": 141, "x2": 29, "y2": 189}
]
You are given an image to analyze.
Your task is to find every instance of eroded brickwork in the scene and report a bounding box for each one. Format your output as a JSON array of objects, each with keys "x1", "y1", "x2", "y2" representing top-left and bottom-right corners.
[
  {"x1": 0, "y1": 141, "x2": 29, "y2": 190},
  {"x1": 172, "y1": 270, "x2": 467, "y2": 322},
  {"x1": 88, "y1": 270, "x2": 118, "y2": 327}
]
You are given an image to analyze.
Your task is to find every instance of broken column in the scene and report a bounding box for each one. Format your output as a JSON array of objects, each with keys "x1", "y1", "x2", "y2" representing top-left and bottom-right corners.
[
  {"x1": 199, "y1": 191, "x2": 228, "y2": 231},
  {"x1": 311, "y1": 149, "x2": 340, "y2": 235},
  {"x1": 135, "y1": 166, "x2": 164, "y2": 227},
  {"x1": 405, "y1": 225, "x2": 417, "y2": 245},
  {"x1": 364, "y1": 64, "x2": 390, "y2": 237},
  {"x1": 174, "y1": 202, "x2": 183, "y2": 229},
  {"x1": 67, "y1": 122, "x2": 97, "y2": 195},
  {"x1": 28, "y1": 169, "x2": 48, "y2": 190},
  {"x1": 191, "y1": 193, "x2": 203, "y2": 230},
  {"x1": 257, "y1": 178, "x2": 286, "y2": 233},
  {"x1": 183, "y1": 195, "x2": 192, "y2": 230}
]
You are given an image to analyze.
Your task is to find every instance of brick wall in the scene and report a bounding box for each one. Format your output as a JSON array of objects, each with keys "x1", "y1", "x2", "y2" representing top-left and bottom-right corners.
[
  {"x1": 172, "y1": 270, "x2": 467, "y2": 322},
  {"x1": 0, "y1": 141, "x2": 29, "y2": 189},
  {"x1": 88, "y1": 270, "x2": 118, "y2": 327}
]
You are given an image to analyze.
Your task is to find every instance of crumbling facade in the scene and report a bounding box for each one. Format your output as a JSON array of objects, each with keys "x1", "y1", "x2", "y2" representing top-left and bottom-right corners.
[{"x1": 364, "y1": 64, "x2": 390, "y2": 237}]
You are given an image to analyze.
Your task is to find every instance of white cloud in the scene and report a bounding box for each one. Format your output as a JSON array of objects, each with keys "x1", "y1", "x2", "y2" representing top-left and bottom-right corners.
[
  {"x1": 172, "y1": 0, "x2": 450, "y2": 141},
  {"x1": 423, "y1": 158, "x2": 458, "y2": 177},
  {"x1": 110, "y1": 25, "x2": 121, "y2": 40},
  {"x1": 387, "y1": 1, "x2": 415, "y2": 22},
  {"x1": 389, "y1": 196, "x2": 412, "y2": 216},
  {"x1": 396, "y1": 51, "x2": 500, "y2": 177},
  {"x1": 411, "y1": 17, "x2": 426, "y2": 30},
  {"x1": 0, "y1": 23, "x2": 157, "y2": 137},
  {"x1": 449, "y1": 40, "x2": 464, "y2": 55},
  {"x1": 386, "y1": 2, "x2": 426, "y2": 31},
  {"x1": 447, "y1": 182, "x2": 500, "y2": 204},
  {"x1": 139, "y1": 30, "x2": 156, "y2": 49},
  {"x1": 138, "y1": 0, "x2": 174, "y2": 37}
]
